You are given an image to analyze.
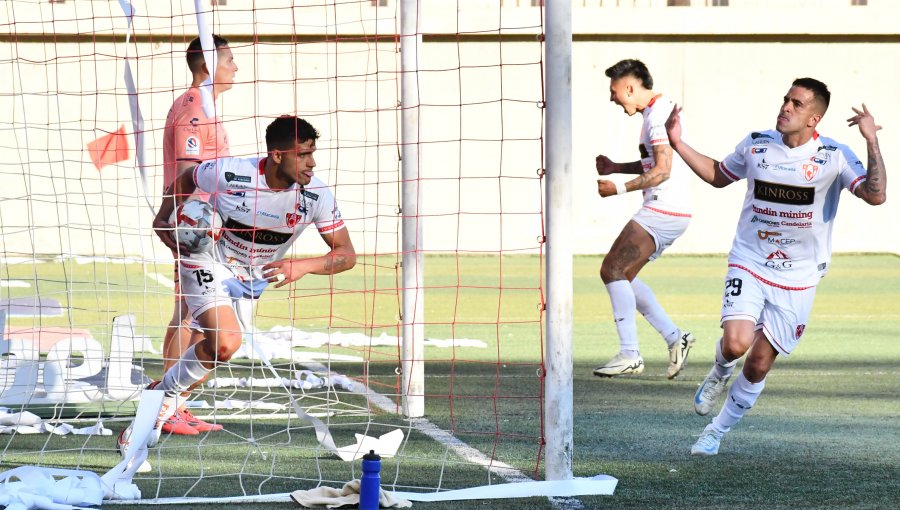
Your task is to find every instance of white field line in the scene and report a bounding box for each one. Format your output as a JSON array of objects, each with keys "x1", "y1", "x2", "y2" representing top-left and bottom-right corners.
[
  {"x1": 145, "y1": 272, "x2": 175, "y2": 289},
  {"x1": 0, "y1": 280, "x2": 31, "y2": 288}
]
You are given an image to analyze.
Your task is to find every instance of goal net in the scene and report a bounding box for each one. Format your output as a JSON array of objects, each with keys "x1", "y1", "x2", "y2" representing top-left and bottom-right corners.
[{"x1": 0, "y1": 0, "x2": 551, "y2": 504}]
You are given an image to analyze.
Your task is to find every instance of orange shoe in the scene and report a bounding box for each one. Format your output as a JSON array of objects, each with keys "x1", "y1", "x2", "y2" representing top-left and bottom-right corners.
[
  {"x1": 181, "y1": 408, "x2": 224, "y2": 433},
  {"x1": 160, "y1": 409, "x2": 200, "y2": 436}
]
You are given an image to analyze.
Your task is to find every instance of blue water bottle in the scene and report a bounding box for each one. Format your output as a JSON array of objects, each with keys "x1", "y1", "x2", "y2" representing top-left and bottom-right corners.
[{"x1": 359, "y1": 449, "x2": 382, "y2": 510}]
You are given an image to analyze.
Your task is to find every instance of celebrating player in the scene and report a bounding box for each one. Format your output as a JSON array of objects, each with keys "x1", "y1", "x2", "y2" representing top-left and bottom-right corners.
[
  {"x1": 159, "y1": 35, "x2": 238, "y2": 435},
  {"x1": 119, "y1": 116, "x2": 356, "y2": 465},
  {"x1": 665, "y1": 78, "x2": 886, "y2": 455},
  {"x1": 592, "y1": 59, "x2": 696, "y2": 379}
]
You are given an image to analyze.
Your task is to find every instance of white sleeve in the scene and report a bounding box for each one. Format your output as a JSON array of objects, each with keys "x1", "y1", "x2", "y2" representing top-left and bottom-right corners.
[
  {"x1": 309, "y1": 185, "x2": 346, "y2": 235},
  {"x1": 646, "y1": 103, "x2": 674, "y2": 147},
  {"x1": 193, "y1": 158, "x2": 228, "y2": 194},
  {"x1": 718, "y1": 134, "x2": 753, "y2": 182},
  {"x1": 836, "y1": 144, "x2": 867, "y2": 193}
]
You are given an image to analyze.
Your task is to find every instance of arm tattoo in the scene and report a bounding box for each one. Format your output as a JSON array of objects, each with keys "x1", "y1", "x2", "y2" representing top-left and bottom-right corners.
[
  {"x1": 324, "y1": 255, "x2": 349, "y2": 273},
  {"x1": 863, "y1": 139, "x2": 885, "y2": 196}
]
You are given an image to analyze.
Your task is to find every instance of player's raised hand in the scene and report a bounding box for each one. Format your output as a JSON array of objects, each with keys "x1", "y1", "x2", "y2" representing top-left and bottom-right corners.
[
  {"x1": 847, "y1": 103, "x2": 882, "y2": 143},
  {"x1": 596, "y1": 154, "x2": 617, "y2": 175},
  {"x1": 597, "y1": 179, "x2": 618, "y2": 198},
  {"x1": 665, "y1": 104, "x2": 684, "y2": 147}
]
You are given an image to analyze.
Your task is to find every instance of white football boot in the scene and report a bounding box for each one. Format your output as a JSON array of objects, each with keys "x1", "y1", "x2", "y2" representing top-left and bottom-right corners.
[
  {"x1": 593, "y1": 352, "x2": 645, "y2": 377},
  {"x1": 666, "y1": 331, "x2": 696, "y2": 379},
  {"x1": 693, "y1": 368, "x2": 731, "y2": 416}
]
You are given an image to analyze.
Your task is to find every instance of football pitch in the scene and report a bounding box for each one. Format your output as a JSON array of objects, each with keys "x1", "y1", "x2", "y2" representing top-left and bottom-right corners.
[{"x1": 1, "y1": 254, "x2": 898, "y2": 509}]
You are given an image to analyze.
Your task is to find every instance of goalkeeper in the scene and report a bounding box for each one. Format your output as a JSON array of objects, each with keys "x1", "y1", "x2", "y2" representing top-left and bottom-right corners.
[
  {"x1": 159, "y1": 34, "x2": 238, "y2": 435},
  {"x1": 119, "y1": 116, "x2": 356, "y2": 462}
]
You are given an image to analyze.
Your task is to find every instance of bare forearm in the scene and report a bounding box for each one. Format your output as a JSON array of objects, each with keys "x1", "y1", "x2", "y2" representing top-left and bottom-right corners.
[
  {"x1": 624, "y1": 167, "x2": 668, "y2": 192},
  {"x1": 670, "y1": 140, "x2": 722, "y2": 186},
  {"x1": 295, "y1": 250, "x2": 357, "y2": 276},
  {"x1": 616, "y1": 161, "x2": 644, "y2": 175},
  {"x1": 859, "y1": 137, "x2": 887, "y2": 205}
]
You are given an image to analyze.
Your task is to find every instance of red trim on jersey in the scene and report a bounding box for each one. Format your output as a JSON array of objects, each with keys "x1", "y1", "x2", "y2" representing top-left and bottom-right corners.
[
  {"x1": 728, "y1": 263, "x2": 814, "y2": 291},
  {"x1": 643, "y1": 205, "x2": 692, "y2": 218},
  {"x1": 258, "y1": 157, "x2": 266, "y2": 175},
  {"x1": 719, "y1": 161, "x2": 739, "y2": 181},
  {"x1": 318, "y1": 220, "x2": 345, "y2": 233},
  {"x1": 761, "y1": 323, "x2": 789, "y2": 354},
  {"x1": 813, "y1": 131, "x2": 819, "y2": 140},
  {"x1": 647, "y1": 94, "x2": 661, "y2": 108},
  {"x1": 849, "y1": 175, "x2": 866, "y2": 192}
]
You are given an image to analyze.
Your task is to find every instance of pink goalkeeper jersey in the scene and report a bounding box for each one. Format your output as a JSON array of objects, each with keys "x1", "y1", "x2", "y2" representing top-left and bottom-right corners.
[
  {"x1": 638, "y1": 95, "x2": 692, "y2": 217},
  {"x1": 719, "y1": 130, "x2": 867, "y2": 288},
  {"x1": 162, "y1": 87, "x2": 230, "y2": 193}
]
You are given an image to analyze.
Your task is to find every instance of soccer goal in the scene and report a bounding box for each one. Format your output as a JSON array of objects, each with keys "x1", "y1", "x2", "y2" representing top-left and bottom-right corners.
[{"x1": 0, "y1": 0, "x2": 587, "y2": 505}]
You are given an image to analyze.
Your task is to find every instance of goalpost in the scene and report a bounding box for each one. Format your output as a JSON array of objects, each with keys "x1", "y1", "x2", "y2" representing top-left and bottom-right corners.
[{"x1": 0, "y1": 0, "x2": 584, "y2": 504}]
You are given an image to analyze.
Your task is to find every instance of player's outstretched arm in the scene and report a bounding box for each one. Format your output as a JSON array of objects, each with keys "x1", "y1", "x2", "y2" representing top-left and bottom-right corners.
[
  {"x1": 665, "y1": 104, "x2": 731, "y2": 188},
  {"x1": 153, "y1": 164, "x2": 199, "y2": 252},
  {"x1": 848, "y1": 104, "x2": 887, "y2": 206},
  {"x1": 263, "y1": 228, "x2": 357, "y2": 288},
  {"x1": 596, "y1": 154, "x2": 642, "y2": 176}
]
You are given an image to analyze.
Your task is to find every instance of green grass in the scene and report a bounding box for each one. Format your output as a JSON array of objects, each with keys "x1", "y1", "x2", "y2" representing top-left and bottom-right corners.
[{"x1": 1, "y1": 254, "x2": 898, "y2": 509}]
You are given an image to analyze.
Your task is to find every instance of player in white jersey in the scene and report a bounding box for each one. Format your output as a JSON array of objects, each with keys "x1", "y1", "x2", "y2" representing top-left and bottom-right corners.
[
  {"x1": 592, "y1": 59, "x2": 696, "y2": 380},
  {"x1": 118, "y1": 116, "x2": 356, "y2": 466},
  {"x1": 665, "y1": 78, "x2": 886, "y2": 456}
]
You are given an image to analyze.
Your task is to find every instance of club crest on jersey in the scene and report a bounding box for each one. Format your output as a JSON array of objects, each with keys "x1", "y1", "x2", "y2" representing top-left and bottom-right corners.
[
  {"x1": 185, "y1": 136, "x2": 200, "y2": 156},
  {"x1": 795, "y1": 324, "x2": 806, "y2": 339},
  {"x1": 286, "y1": 212, "x2": 301, "y2": 228},
  {"x1": 802, "y1": 163, "x2": 819, "y2": 181}
]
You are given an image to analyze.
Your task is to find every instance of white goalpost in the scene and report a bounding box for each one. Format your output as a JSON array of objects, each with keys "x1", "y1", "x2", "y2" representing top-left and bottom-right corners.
[{"x1": 0, "y1": 0, "x2": 608, "y2": 506}]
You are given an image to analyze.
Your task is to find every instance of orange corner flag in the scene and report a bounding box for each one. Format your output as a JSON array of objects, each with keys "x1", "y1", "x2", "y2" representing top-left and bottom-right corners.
[{"x1": 86, "y1": 125, "x2": 130, "y2": 171}]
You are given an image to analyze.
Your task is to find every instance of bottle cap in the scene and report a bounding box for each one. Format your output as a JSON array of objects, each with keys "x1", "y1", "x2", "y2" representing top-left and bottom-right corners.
[{"x1": 363, "y1": 449, "x2": 381, "y2": 461}]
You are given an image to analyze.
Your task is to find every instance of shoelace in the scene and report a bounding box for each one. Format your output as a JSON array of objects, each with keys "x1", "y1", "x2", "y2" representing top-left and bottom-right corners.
[
  {"x1": 700, "y1": 378, "x2": 725, "y2": 400},
  {"x1": 694, "y1": 431, "x2": 721, "y2": 446},
  {"x1": 180, "y1": 409, "x2": 199, "y2": 423}
]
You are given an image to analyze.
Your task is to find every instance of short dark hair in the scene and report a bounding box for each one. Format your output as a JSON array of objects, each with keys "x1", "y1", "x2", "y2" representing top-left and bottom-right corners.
[
  {"x1": 186, "y1": 35, "x2": 230, "y2": 73},
  {"x1": 605, "y1": 59, "x2": 653, "y2": 89},
  {"x1": 266, "y1": 115, "x2": 320, "y2": 152},
  {"x1": 793, "y1": 77, "x2": 830, "y2": 113}
]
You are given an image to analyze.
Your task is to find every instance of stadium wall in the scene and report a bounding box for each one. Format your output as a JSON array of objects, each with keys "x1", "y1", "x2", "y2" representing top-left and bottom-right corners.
[{"x1": 0, "y1": 1, "x2": 896, "y2": 258}]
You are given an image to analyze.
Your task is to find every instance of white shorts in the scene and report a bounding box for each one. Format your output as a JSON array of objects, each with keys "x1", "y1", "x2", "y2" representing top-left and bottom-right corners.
[
  {"x1": 720, "y1": 265, "x2": 817, "y2": 355},
  {"x1": 631, "y1": 206, "x2": 690, "y2": 261},
  {"x1": 178, "y1": 257, "x2": 266, "y2": 327}
]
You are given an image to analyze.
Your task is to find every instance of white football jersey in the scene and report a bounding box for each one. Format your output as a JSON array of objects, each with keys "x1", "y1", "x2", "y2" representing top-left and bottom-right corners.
[
  {"x1": 638, "y1": 95, "x2": 692, "y2": 216},
  {"x1": 190, "y1": 156, "x2": 345, "y2": 283},
  {"x1": 720, "y1": 130, "x2": 866, "y2": 288}
]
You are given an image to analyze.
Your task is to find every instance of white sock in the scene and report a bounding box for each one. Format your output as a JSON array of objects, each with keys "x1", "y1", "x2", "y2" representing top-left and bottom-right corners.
[
  {"x1": 606, "y1": 280, "x2": 639, "y2": 352},
  {"x1": 159, "y1": 344, "x2": 212, "y2": 394},
  {"x1": 713, "y1": 337, "x2": 738, "y2": 379},
  {"x1": 711, "y1": 372, "x2": 765, "y2": 434},
  {"x1": 631, "y1": 277, "x2": 679, "y2": 346}
]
